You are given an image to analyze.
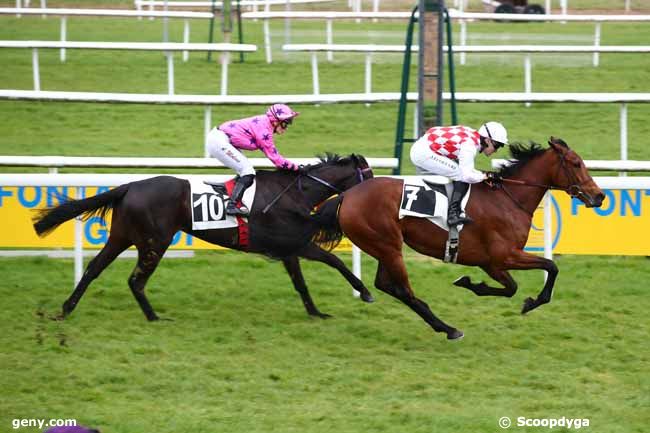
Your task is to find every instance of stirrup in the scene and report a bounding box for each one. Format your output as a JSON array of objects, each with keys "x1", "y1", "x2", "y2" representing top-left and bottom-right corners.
[
  {"x1": 226, "y1": 204, "x2": 249, "y2": 216},
  {"x1": 447, "y1": 214, "x2": 473, "y2": 226}
]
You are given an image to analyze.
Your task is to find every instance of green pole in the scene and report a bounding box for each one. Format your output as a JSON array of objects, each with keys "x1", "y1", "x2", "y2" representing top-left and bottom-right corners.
[
  {"x1": 207, "y1": 0, "x2": 216, "y2": 61},
  {"x1": 444, "y1": 7, "x2": 457, "y2": 125},
  {"x1": 393, "y1": 5, "x2": 419, "y2": 175},
  {"x1": 236, "y1": 0, "x2": 244, "y2": 62}
]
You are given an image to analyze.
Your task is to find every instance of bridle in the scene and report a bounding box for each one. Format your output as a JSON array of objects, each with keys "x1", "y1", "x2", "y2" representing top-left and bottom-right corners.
[
  {"x1": 495, "y1": 147, "x2": 592, "y2": 215},
  {"x1": 299, "y1": 165, "x2": 371, "y2": 193},
  {"x1": 262, "y1": 161, "x2": 372, "y2": 214}
]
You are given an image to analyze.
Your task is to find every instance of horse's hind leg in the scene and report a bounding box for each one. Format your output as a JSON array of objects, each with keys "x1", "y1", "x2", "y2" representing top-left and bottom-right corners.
[
  {"x1": 282, "y1": 256, "x2": 330, "y2": 318},
  {"x1": 373, "y1": 259, "x2": 464, "y2": 340},
  {"x1": 60, "y1": 235, "x2": 131, "y2": 319},
  {"x1": 128, "y1": 237, "x2": 173, "y2": 321},
  {"x1": 297, "y1": 243, "x2": 374, "y2": 303},
  {"x1": 453, "y1": 267, "x2": 518, "y2": 298}
]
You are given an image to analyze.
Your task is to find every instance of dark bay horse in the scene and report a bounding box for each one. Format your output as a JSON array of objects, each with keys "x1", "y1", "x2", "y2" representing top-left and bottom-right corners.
[
  {"x1": 313, "y1": 138, "x2": 605, "y2": 340},
  {"x1": 33, "y1": 154, "x2": 374, "y2": 321}
]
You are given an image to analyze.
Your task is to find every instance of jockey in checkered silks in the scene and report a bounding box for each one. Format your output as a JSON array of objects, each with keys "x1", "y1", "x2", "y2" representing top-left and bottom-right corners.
[{"x1": 409, "y1": 122, "x2": 509, "y2": 227}]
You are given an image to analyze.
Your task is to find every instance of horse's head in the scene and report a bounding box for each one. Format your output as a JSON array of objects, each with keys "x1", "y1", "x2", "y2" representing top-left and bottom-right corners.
[
  {"x1": 301, "y1": 153, "x2": 374, "y2": 197},
  {"x1": 547, "y1": 137, "x2": 605, "y2": 208}
]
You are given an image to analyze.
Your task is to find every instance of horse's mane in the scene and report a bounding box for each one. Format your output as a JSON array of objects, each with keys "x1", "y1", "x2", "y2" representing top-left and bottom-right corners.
[
  {"x1": 495, "y1": 141, "x2": 549, "y2": 178},
  {"x1": 310, "y1": 152, "x2": 352, "y2": 168}
]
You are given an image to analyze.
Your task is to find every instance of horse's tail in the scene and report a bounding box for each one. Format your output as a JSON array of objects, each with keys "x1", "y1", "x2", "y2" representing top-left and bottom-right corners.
[
  {"x1": 32, "y1": 184, "x2": 130, "y2": 237},
  {"x1": 310, "y1": 194, "x2": 344, "y2": 251}
]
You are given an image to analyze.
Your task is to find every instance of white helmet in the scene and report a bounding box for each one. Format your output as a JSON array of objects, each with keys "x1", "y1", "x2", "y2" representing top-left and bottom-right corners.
[{"x1": 478, "y1": 121, "x2": 509, "y2": 147}]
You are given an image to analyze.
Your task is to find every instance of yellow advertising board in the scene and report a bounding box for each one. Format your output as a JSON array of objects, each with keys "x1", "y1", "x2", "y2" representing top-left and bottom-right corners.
[{"x1": 1, "y1": 186, "x2": 648, "y2": 255}]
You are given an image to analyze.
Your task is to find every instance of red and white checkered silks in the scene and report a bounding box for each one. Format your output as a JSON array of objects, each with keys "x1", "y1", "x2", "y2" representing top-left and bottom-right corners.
[{"x1": 426, "y1": 126, "x2": 481, "y2": 161}]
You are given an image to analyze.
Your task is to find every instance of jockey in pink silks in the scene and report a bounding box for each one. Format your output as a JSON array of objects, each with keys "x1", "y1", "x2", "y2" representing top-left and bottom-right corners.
[
  {"x1": 206, "y1": 103, "x2": 300, "y2": 216},
  {"x1": 409, "y1": 121, "x2": 509, "y2": 227}
]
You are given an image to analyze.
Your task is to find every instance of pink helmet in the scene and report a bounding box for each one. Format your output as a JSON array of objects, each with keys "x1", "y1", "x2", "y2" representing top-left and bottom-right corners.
[{"x1": 266, "y1": 104, "x2": 299, "y2": 123}]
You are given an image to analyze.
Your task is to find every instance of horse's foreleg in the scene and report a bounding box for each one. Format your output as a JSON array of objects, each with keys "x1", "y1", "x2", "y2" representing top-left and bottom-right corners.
[
  {"x1": 60, "y1": 236, "x2": 131, "y2": 319},
  {"x1": 297, "y1": 243, "x2": 374, "y2": 303},
  {"x1": 129, "y1": 238, "x2": 172, "y2": 321},
  {"x1": 453, "y1": 267, "x2": 518, "y2": 298},
  {"x1": 281, "y1": 256, "x2": 330, "y2": 318},
  {"x1": 374, "y1": 260, "x2": 464, "y2": 340},
  {"x1": 504, "y1": 250, "x2": 558, "y2": 314}
]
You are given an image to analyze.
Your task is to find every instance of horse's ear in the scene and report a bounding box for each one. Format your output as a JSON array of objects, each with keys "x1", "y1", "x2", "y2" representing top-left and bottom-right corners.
[{"x1": 548, "y1": 136, "x2": 569, "y2": 150}]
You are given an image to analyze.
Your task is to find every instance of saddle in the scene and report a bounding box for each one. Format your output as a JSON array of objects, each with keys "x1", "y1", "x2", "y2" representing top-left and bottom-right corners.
[{"x1": 398, "y1": 177, "x2": 471, "y2": 263}]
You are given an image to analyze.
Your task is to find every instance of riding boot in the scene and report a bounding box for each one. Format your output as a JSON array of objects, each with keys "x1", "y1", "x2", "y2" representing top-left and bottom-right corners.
[
  {"x1": 447, "y1": 181, "x2": 473, "y2": 226},
  {"x1": 226, "y1": 174, "x2": 254, "y2": 216}
]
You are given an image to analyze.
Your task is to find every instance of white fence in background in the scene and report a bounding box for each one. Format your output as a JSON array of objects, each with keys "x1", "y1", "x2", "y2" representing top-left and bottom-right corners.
[
  {"x1": 242, "y1": 10, "x2": 650, "y2": 63},
  {"x1": 5, "y1": 8, "x2": 649, "y2": 65},
  {"x1": 0, "y1": 155, "x2": 399, "y2": 170},
  {"x1": 282, "y1": 44, "x2": 650, "y2": 99},
  {"x1": 0, "y1": 40, "x2": 256, "y2": 96},
  {"x1": 0, "y1": 7, "x2": 214, "y2": 55},
  {"x1": 134, "y1": 0, "x2": 334, "y2": 9},
  {"x1": 1, "y1": 89, "x2": 648, "y2": 162}
]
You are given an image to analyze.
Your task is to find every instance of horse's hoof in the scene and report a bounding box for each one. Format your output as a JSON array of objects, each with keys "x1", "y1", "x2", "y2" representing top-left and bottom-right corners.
[
  {"x1": 361, "y1": 292, "x2": 375, "y2": 303},
  {"x1": 447, "y1": 329, "x2": 464, "y2": 340},
  {"x1": 521, "y1": 297, "x2": 536, "y2": 314},
  {"x1": 453, "y1": 276, "x2": 470, "y2": 288}
]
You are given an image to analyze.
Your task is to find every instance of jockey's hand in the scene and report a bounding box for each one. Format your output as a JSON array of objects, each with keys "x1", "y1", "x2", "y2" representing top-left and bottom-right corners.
[
  {"x1": 484, "y1": 171, "x2": 502, "y2": 188},
  {"x1": 297, "y1": 165, "x2": 310, "y2": 175}
]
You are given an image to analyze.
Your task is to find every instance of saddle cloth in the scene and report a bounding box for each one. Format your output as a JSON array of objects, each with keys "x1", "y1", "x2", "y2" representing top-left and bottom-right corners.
[
  {"x1": 398, "y1": 177, "x2": 471, "y2": 232},
  {"x1": 189, "y1": 178, "x2": 256, "y2": 231}
]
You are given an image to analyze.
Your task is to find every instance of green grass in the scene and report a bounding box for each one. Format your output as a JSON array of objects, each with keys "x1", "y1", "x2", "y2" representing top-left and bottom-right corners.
[
  {"x1": 0, "y1": 253, "x2": 649, "y2": 433},
  {"x1": 1, "y1": 4, "x2": 650, "y2": 433},
  {"x1": 1, "y1": 17, "x2": 650, "y2": 173}
]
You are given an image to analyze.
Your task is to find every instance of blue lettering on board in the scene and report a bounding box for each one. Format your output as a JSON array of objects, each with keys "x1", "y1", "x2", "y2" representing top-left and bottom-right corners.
[
  {"x1": 46, "y1": 186, "x2": 69, "y2": 207},
  {"x1": 96, "y1": 186, "x2": 110, "y2": 195},
  {"x1": 85, "y1": 217, "x2": 108, "y2": 245},
  {"x1": 0, "y1": 187, "x2": 13, "y2": 206},
  {"x1": 18, "y1": 187, "x2": 42, "y2": 208},
  {"x1": 571, "y1": 190, "x2": 644, "y2": 217},
  {"x1": 619, "y1": 190, "x2": 641, "y2": 216}
]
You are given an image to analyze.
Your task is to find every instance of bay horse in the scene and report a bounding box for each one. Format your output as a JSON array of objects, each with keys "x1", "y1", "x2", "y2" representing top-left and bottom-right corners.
[
  {"x1": 313, "y1": 138, "x2": 605, "y2": 340},
  {"x1": 32, "y1": 154, "x2": 374, "y2": 321}
]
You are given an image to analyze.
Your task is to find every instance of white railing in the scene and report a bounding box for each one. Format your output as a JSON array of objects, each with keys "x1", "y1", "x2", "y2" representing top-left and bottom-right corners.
[
  {"x1": 0, "y1": 40, "x2": 256, "y2": 95},
  {"x1": 242, "y1": 10, "x2": 650, "y2": 64},
  {"x1": 134, "y1": 0, "x2": 334, "y2": 9},
  {"x1": 2, "y1": 89, "x2": 648, "y2": 161},
  {"x1": 282, "y1": 43, "x2": 650, "y2": 99},
  {"x1": 0, "y1": 89, "x2": 407, "y2": 156},
  {"x1": 0, "y1": 155, "x2": 399, "y2": 170},
  {"x1": 0, "y1": 7, "x2": 213, "y2": 49}
]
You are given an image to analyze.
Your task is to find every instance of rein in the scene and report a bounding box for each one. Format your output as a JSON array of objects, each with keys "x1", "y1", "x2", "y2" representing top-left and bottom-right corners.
[{"x1": 262, "y1": 166, "x2": 369, "y2": 214}]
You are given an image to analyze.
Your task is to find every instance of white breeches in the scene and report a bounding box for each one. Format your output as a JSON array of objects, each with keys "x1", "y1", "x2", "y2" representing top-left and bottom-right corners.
[
  {"x1": 410, "y1": 137, "x2": 462, "y2": 181},
  {"x1": 206, "y1": 128, "x2": 256, "y2": 176}
]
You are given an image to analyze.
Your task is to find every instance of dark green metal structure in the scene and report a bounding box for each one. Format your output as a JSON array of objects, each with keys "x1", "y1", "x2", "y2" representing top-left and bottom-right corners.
[{"x1": 393, "y1": 2, "x2": 458, "y2": 174}]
